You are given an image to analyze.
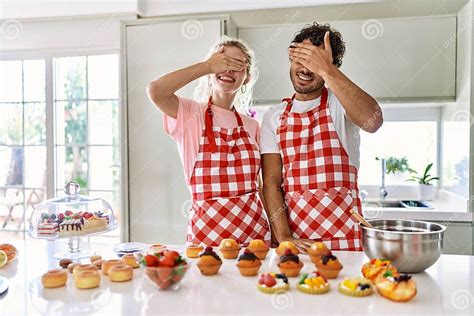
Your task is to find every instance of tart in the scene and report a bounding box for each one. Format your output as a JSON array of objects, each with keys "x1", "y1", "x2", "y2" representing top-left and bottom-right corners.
[
  {"x1": 361, "y1": 258, "x2": 398, "y2": 283},
  {"x1": 275, "y1": 241, "x2": 299, "y2": 256},
  {"x1": 218, "y1": 239, "x2": 241, "y2": 259},
  {"x1": 196, "y1": 246, "x2": 222, "y2": 275},
  {"x1": 339, "y1": 277, "x2": 374, "y2": 297},
  {"x1": 0, "y1": 244, "x2": 17, "y2": 262},
  {"x1": 297, "y1": 271, "x2": 330, "y2": 294},
  {"x1": 236, "y1": 249, "x2": 262, "y2": 276},
  {"x1": 277, "y1": 249, "x2": 303, "y2": 277},
  {"x1": 247, "y1": 239, "x2": 269, "y2": 260},
  {"x1": 315, "y1": 252, "x2": 343, "y2": 279},
  {"x1": 375, "y1": 271, "x2": 417, "y2": 302},
  {"x1": 307, "y1": 242, "x2": 330, "y2": 264},
  {"x1": 186, "y1": 244, "x2": 204, "y2": 258},
  {"x1": 257, "y1": 273, "x2": 290, "y2": 294}
]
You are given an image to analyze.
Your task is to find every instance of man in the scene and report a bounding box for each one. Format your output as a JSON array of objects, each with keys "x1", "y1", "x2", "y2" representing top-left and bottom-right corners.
[{"x1": 260, "y1": 23, "x2": 383, "y2": 252}]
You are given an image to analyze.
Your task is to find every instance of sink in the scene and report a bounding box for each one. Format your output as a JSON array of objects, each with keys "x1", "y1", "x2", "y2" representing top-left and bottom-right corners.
[{"x1": 362, "y1": 199, "x2": 433, "y2": 209}]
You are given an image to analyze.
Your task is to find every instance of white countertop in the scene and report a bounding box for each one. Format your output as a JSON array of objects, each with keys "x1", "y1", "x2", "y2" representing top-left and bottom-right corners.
[
  {"x1": 1, "y1": 240, "x2": 473, "y2": 315},
  {"x1": 362, "y1": 190, "x2": 473, "y2": 223}
]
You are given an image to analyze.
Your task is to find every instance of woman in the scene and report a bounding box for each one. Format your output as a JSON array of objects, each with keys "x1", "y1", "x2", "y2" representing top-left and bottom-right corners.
[{"x1": 147, "y1": 37, "x2": 271, "y2": 247}]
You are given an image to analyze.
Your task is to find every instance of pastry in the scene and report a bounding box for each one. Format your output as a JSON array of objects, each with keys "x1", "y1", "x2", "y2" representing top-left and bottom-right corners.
[
  {"x1": 339, "y1": 277, "x2": 374, "y2": 297},
  {"x1": 297, "y1": 271, "x2": 330, "y2": 294},
  {"x1": 90, "y1": 255, "x2": 102, "y2": 262},
  {"x1": 361, "y1": 258, "x2": 398, "y2": 283},
  {"x1": 315, "y1": 252, "x2": 343, "y2": 279},
  {"x1": 218, "y1": 239, "x2": 241, "y2": 259},
  {"x1": 41, "y1": 269, "x2": 68, "y2": 288},
  {"x1": 58, "y1": 218, "x2": 85, "y2": 237},
  {"x1": 92, "y1": 259, "x2": 104, "y2": 270},
  {"x1": 83, "y1": 217, "x2": 108, "y2": 234},
  {"x1": 375, "y1": 271, "x2": 417, "y2": 302},
  {"x1": 277, "y1": 249, "x2": 303, "y2": 277},
  {"x1": 37, "y1": 220, "x2": 58, "y2": 237},
  {"x1": 247, "y1": 239, "x2": 269, "y2": 260},
  {"x1": 149, "y1": 244, "x2": 167, "y2": 254},
  {"x1": 186, "y1": 244, "x2": 204, "y2": 258},
  {"x1": 0, "y1": 250, "x2": 8, "y2": 268},
  {"x1": 307, "y1": 242, "x2": 330, "y2": 263},
  {"x1": 67, "y1": 262, "x2": 80, "y2": 273},
  {"x1": 275, "y1": 241, "x2": 299, "y2": 256},
  {"x1": 122, "y1": 254, "x2": 139, "y2": 268},
  {"x1": 72, "y1": 264, "x2": 98, "y2": 276},
  {"x1": 59, "y1": 258, "x2": 73, "y2": 269},
  {"x1": 236, "y1": 249, "x2": 262, "y2": 276},
  {"x1": 257, "y1": 273, "x2": 290, "y2": 293},
  {"x1": 0, "y1": 244, "x2": 17, "y2": 262},
  {"x1": 74, "y1": 270, "x2": 101, "y2": 289},
  {"x1": 109, "y1": 264, "x2": 133, "y2": 282},
  {"x1": 196, "y1": 246, "x2": 222, "y2": 275},
  {"x1": 102, "y1": 259, "x2": 123, "y2": 275}
]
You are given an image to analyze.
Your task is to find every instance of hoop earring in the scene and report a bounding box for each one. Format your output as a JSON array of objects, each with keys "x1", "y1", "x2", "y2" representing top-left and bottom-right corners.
[{"x1": 241, "y1": 84, "x2": 247, "y2": 93}]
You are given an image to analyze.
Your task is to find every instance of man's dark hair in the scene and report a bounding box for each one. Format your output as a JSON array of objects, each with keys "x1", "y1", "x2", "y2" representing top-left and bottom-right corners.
[{"x1": 292, "y1": 22, "x2": 346, "y2": 68}]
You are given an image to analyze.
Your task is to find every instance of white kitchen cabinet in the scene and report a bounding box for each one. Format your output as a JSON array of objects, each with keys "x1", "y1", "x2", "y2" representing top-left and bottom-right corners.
[
  {"x1": 239, "y1": 15, "x2": 456, "y2": 102},
  {"x1": 122, "y1": 17, "x2": 226, "y2": 243}
]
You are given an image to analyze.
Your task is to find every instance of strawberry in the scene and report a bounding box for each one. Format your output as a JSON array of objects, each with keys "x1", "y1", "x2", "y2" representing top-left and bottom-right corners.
[
  {"x1": 65, "y1": 210, "x2": 73, "y2": 216},
  {"x1": 159, "y1": 256, "x2": 175, "y2": 268},
  {"x1": 83, "y1": 212, "x2": 93, "y2": 219},
  {"x1": 164, "y1": 250, "x2": 180, "y2": 262},
  {"x1": 264, "y1": 274, "x2": 276, "y2": 287},
  {"x1": 144, "y1": 255, "x2": 159, "y2": 267},
  {"x1": 258, "y1": 274, "x2": 266, "y2": 284},
  {"x1": 57, "y1": 213, "x2": 65, "y2": 221}
]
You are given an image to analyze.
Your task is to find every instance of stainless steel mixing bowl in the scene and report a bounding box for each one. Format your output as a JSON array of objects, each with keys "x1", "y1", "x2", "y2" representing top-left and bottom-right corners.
[{"x1": 361, "y1": 219, "x2": 446, "y2": 273}]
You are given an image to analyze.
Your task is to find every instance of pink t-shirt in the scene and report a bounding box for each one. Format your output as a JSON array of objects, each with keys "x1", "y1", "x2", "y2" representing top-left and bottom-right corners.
[{"x1": 163, "y1": 96, "x2": 260, "y2": 185}]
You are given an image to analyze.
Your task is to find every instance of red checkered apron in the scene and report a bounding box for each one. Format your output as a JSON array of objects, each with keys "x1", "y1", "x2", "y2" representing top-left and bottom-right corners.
[
  {"x1": 277, "y1": 88, "x2": 362, "y2": 251},
  {"x1": 187, "y1": 97, "x2": 271, "y2": 247}
]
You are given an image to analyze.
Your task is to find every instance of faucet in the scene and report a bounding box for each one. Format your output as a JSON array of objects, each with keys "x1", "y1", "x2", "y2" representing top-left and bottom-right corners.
[{"x1": 379, "y1": 158, "x2": 388, "y2": 200}]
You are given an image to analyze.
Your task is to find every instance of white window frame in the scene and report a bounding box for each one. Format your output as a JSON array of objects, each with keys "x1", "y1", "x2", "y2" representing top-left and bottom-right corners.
[{"x1": 0, "y1": 48, "x2": 120, "y2": 236}]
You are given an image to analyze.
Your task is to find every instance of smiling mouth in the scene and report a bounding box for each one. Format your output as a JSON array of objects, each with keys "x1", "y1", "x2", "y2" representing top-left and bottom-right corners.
[
  {"x1": 297, "y1": 73, "x2": 314, "y2": 81},
  {"x1": 217, "y1": 74, "x2": 236, "y2": 84}
]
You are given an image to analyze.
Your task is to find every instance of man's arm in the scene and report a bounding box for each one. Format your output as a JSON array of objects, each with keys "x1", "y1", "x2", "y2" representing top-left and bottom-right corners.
[
  {"x1": 288, "y1": 31, "x2": 383, "y2": 133},
  {"x1": 321, "y1": 67, "x2": 383, "y2": 133},
  {"x1": 261, "y1": 153, "x2": 312, "y2": 253}
]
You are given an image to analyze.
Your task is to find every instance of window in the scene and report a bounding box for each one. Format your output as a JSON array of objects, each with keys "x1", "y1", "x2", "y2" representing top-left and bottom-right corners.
[
  {"x1": 0, "y1": 53, "x2": 120, "y2": 239},
  {"x1": 0, "y1": 60, "x2": 47, "y2": 235},
  {"x1": 359, "y1": 121, "x2": 438, "y2": 185},
  {"x1": 53, "y1": 55, "x2": 120, "y2": 234}
]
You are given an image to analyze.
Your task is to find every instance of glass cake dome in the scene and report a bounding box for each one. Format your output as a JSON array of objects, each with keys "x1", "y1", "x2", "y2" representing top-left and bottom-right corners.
[
  {"x1": 29, "y1": 181, "x2": 116, "y2": 240},
  {"x1": 29, "y1": 181, "x2": 116, "y2": 259}
]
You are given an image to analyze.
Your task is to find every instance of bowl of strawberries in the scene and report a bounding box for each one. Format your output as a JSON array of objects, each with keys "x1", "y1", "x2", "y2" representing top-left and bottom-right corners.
[{"x1": 141, "y1": 250, "x2": 189, "y2": 290}]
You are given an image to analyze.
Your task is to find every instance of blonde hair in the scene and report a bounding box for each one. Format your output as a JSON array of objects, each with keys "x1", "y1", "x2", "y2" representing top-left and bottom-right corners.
[{"x1": 193, "y1": 36, "x2": 258, "y2": 114}]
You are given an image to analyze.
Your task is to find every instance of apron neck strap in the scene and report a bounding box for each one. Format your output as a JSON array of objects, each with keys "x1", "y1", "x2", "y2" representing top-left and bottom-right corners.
[{"x1": 205, "y1": 96, "x2": 243, "y2": 153}]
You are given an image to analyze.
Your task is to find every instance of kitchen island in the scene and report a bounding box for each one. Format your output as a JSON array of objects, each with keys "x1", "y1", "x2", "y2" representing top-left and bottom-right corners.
[{"x1": 0, "y1": 240, "x2": 473, "y2": 315}]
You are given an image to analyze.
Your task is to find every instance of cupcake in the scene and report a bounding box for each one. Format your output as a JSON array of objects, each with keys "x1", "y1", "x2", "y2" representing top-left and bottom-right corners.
[
  {"x1": 236, "y1": 249, "x2": 262, "y2": 276},
  {"x1": 307, "y1": 242, "x2": 330, "y2": 264},
  {"x1": 275, "y1": 241, "x2": 299, "y2": 256},
  {"x1": 375, "y1": 271, "x2": 417, "y2": 302},
  {"x1": 277, "y1": 249, "x2": 303, "y2": 277},
  {"x1": 247, "y1": 239, "x2": 269, "y2": 260},
  {"x1": 196, "y1": 246, "x2": 222, "y2": 275},
  {"x1": 361, "y1": 258, "x2": 398, "y2": 283},
  {"x1": 218, "y1": 239, "x2": 241, "y2": 259},
  {"x1": 186, "y1": 244, "x2": 204, "y2": 258},
  {"x1": 338, "y1": 277, "x2": 374, "y2": 297},
  {"x1": 257, "y1": 273, "x2": 289, "y2": 294},
  {"x1": 315, "y1": 252, "x2": 343, "y2": 279},
  {"x1": 297, "y1": 271, "x2": 330, "y2": 294}
]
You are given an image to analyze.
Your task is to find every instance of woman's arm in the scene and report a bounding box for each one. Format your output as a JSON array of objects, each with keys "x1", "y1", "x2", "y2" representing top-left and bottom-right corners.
[{"x1": 147, "y1": 47, "x2": 247, "y2": 119}]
